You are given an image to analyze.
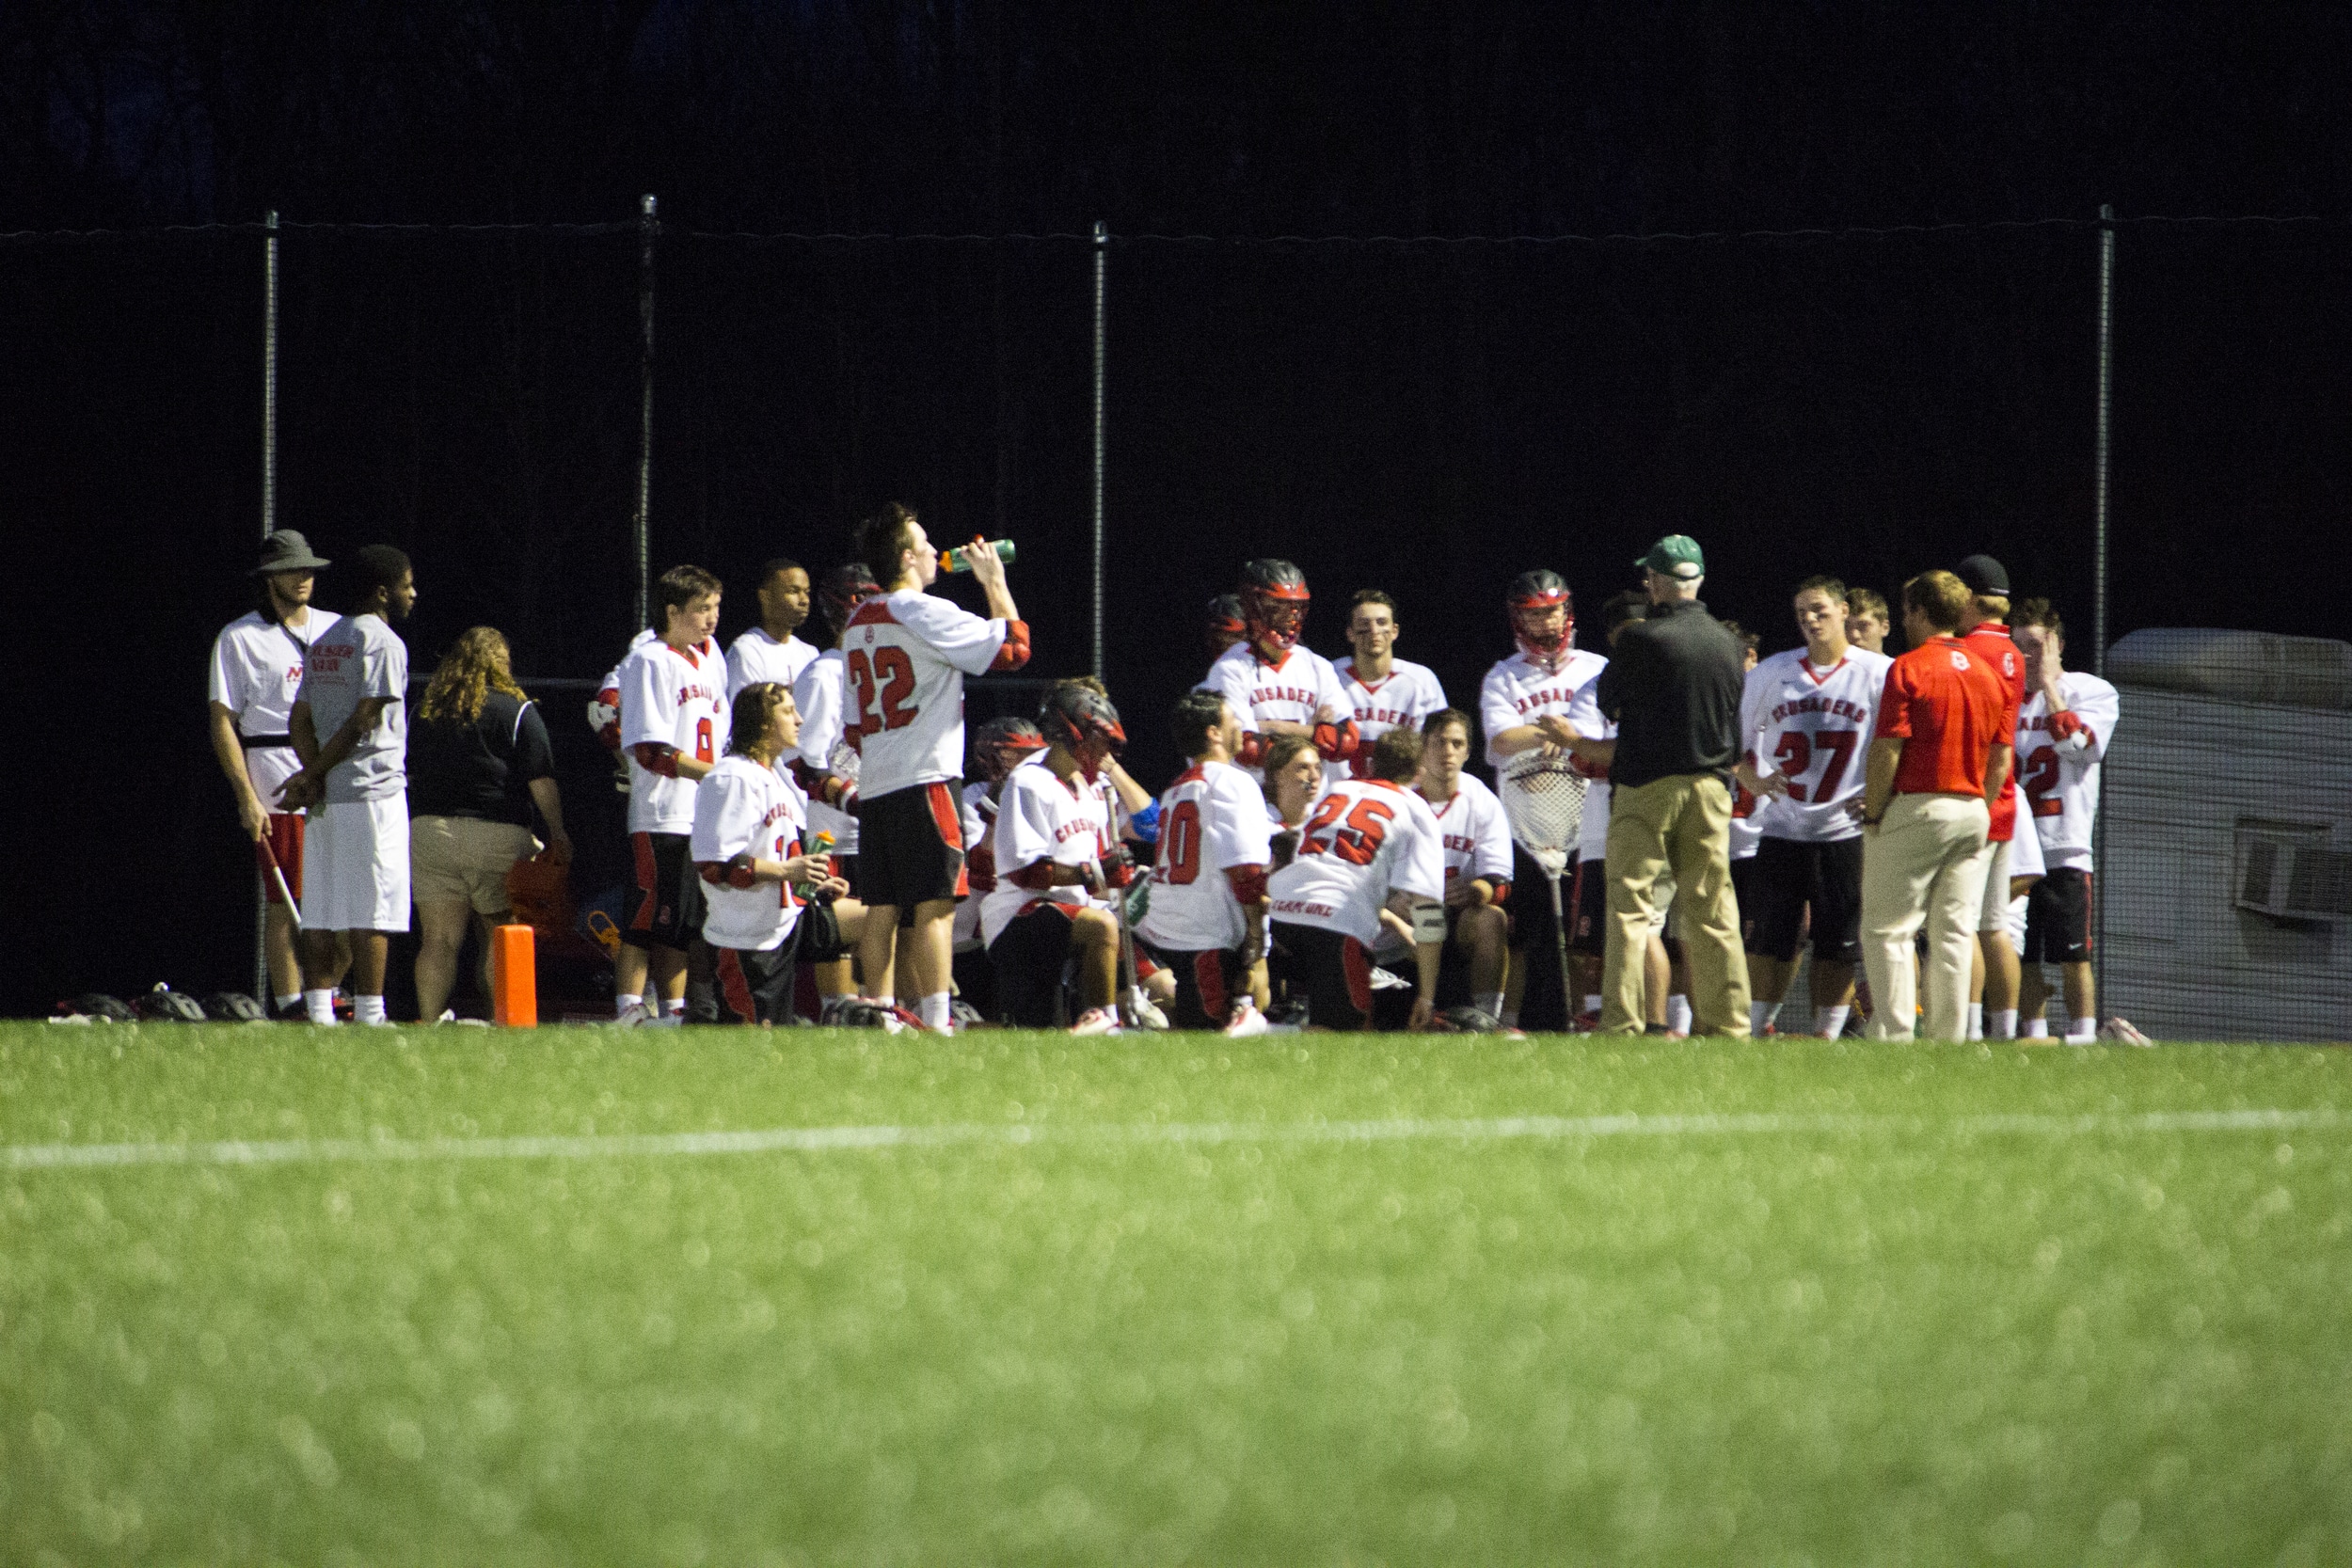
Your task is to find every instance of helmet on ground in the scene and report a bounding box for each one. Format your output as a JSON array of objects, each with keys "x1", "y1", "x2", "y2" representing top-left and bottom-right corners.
[
  {"x1": 1206, "y1": 593, "x2": 1247, "y2": 656},
  {"x1": 818, "y1": 562, "x2": 882, "y2": 634},
  {"x1": 1038, "y1": 682, "x2": 1128, "y2": 779},
  {"x1": 1507, "y1": 570, "x2": 1575, "y2": 671},
  {"x1": 1239, "y1": 559, "x2": 1311, "y2": 654},
  {"x1": 971, "y1": 716, "x2": 1048, "y2": 783}
]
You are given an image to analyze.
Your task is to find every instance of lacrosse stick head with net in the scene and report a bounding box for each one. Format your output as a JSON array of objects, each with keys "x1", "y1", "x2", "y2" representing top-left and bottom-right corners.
[{"x1": 1499, "y1": 749, "x2": 1589, "y2": 876}]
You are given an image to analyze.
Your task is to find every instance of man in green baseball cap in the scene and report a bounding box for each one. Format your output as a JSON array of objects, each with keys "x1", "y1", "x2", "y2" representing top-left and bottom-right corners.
[{"x1": 1635, "y1": 534, "x2": 1707, "y2": 581}]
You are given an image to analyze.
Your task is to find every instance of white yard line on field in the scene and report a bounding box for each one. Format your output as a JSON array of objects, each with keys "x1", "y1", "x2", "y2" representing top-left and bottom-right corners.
[{"x1": 2, "y1": 1105, "x2": 2343, "y2": 1173}]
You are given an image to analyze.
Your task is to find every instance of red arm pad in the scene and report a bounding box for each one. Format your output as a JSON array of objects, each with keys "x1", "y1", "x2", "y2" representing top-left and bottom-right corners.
[
  {"x1": 1312, "y1": 717, "x2": 1361, "y2": 759},
  {"x1": 596, "y1": 688, "x2": 622, "y2": 751},
  {"x1": 1007, "y1": 858, "x2": 1058, "y2": 891},
  {"x1": 2048, "y1": 711, "x2": 2089, "y2": 744},
  {"x1": 695, "y1": 859, "x2": 758, "y2": 890},
  {"x1": 787, "y1": 758, "x2": 855, "y2": 810},
  {"x1": 630, "y1": 742, "x2": 680, "y2": 779},
  {"x1": 990, "y1": 619, "x2": 1032, "y2": 673},
  {"x1": 1487, "y1": 879, "x2": 1511, "y2": 906},
  {"x1": 1235, "y1": 731, "x2": 1269, "y2": 768},
  {"x1": 1225, "y1": 863, "x2": 1269, "y2": 906}
]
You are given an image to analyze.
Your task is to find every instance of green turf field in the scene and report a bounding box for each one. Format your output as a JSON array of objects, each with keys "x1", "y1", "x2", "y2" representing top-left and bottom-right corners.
[{"x1": 4, "y1": 1023, "x2": 2348, "y2": 1564}]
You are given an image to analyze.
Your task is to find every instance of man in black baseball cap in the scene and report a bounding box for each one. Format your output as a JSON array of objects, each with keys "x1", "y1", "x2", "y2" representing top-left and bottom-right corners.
[
  {"x1": 1955, "y1": 554, "x2": 2010, "y2": 598},
  {"x1": 1954, "y1": 552, "x2": 2026, "y2": 1038}
]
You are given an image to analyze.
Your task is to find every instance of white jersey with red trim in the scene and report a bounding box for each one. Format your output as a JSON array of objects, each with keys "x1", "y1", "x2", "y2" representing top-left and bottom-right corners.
[
  {"x1": 1138, "y1": 758, "x2": 1274, "y2": 955},
  {"x1": 590, "y1": 628, "x2": 660, "y2": 749},
  {"x1": 953, "y1": 782, "x2": 999, "y2": 950},
  {"x1": 724, "y1": 626, "x2": 819, "y2": 698},
  {"x1": 210, "y1": 608, "x2": 336, "y2": 801},
  {"x1": 1564, "y1": 670, "x2": 1616, "y2": 860},
  {"x1": 691, "y1": 754, "x2": 810, "y2": 952},
  {"x1": 1204, "y1": 642, "x2": 1352, "y2": 778},
  {"x1": 1728, "y1": 787, "x2": 1768, "y2": 859},
  {"x1": 1740, "y1": 646, "x2": 1894, "y2": 844},
  {"x1": 1417, "y1": 772, "x2": 1514, "y2": 895},
  {"x1": 791, "y1": 650, "x2": 861, "y2": 857},
  {"x1": 1266, "y1": 778, "x2": 1446, "y2": 945},
  {"x1": 978, "y1": 753, "x2": 1116, "y2": 948},
  {"x1": 2017, "y1": 672, "x2": 2118, "y2": 872},
  {"x1": 619, "y1": 636, "x2": 730, "y2": 833},
  {"x1": 842, "y1": 588, "x2": 1017, "y2": 798},
  {"x1": 1333, "y1": 657, "x2": 1449, "y2": 779},
  {"x1": 1478, "y1": 648, "x2": 1609, "y2": 771}
]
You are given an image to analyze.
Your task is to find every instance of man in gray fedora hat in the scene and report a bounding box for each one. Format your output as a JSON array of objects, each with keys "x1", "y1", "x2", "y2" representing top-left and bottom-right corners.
[{"x1": 207, "y1": 530, "x2": 347, "y2": 1016}]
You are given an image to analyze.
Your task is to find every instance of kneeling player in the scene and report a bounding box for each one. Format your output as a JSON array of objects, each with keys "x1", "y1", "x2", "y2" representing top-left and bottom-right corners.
[
  {"x1": 1414, "y1": 708, "x2": 1513, "y2": 1022},
  {"x1": 1266, "y1": 727, "x2": 1447, "y2": 1031},
  {"x1": 1137, "y1": 690, "x2": 1274, "y2": 1034},
  {"x1": 979, "y1": 684, "x2": 1136, "y2": 1033},
  {"x1": 690, "y1": 683, "x2": 850, "y2": 1023}
]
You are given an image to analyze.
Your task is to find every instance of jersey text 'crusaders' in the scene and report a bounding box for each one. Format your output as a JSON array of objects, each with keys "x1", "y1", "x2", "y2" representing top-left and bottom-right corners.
[
  {"x1": 691, "y1": 755, "x2": 811, "y2": 952},
  {"x1": 2016, "y1": 673, "x2": 2119, "y2": 872},
  {"x1": 619, "y1": 637, "x2": 730, "y2": 833},
  {"x1": 1203, "y1": 642, "x2": 1358, "y2": 777},
  {"x1": 1266, "y1": 778, "x2": 1446, "y2": 945},
  {"x1": 1333, "y1": 657, "x2": 1448, "y2": 780},
  {"x1": 1739, "y1": 646, "x2": 1895, "y2": 843},
  {"x1": 1477, "y1": 648, "x2": 1609, "y2": 771},
  {"x1": 842, "y1": 588, "x2": 1028, "y2": 798},
  {"x1": 1138, "y1": 759, "x2": 1274, "y2": 954},
  {"x1": 979, "y1": 753, "x2": 1117, "y2": 947}
]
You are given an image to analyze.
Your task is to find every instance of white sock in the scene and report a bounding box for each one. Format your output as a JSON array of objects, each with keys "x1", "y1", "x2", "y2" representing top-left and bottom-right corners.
[
  {"x1": 2024, "y1": 1018, "x2": 2049, "y2": 1037},
  {"x1": 1500, "y1": 1007, "x2": 1520, "y2": 1028},
  {"x1": 918, "y1": 991, "x2": 952, "y2": 1031},
  {"x1": 303, "y1": 989, "x2": 338, "y2": 1025},
  {"x1": 614, "y1": 993, "x2": 643, "y2": 1018},
  {"x1": 1583, "y1": 994, "x2": 1603, "y2": 1016},
  {"x1": 1816, "y1": 1004, "x2": 1851, "y2": 1038},
  {"x1": 1667, "y1": 995, "x2": 1692, "y2": 1034},
  {"x1": 354, "y1": 994, "x2": 388, "y2": 1025},
  {"x1": 1751, "y1": 1000, "x2": 1781, "y2": 1034},
  {"x1": 1990, "y1": 1008, "x2": 2018, "y2": 1040},
  {"x1": 274, "y1": 992, "x2": 301, "y2": 1014},
  {"x1": 2066, "y1": 1017, "x2": 2098, "y2": 1042},
  {"x1": 1967, "y1": 1003, "x2": 1984, "y2": 1039},
  {"x1": 1474, "y1": 991, "x2": 1504, "y2": 1021},
  {"x1": 663, "y1": 997, "x2": 688, "y2": 1019}
]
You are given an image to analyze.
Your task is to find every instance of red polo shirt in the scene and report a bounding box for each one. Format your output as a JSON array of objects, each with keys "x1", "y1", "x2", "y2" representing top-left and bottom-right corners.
[
  {"x1": 1875, "y1": 636, "x2": 2014, "y2": 798},
  {"x1": 1961, "y1": 620, "x2": 2026, "y2": 839}
]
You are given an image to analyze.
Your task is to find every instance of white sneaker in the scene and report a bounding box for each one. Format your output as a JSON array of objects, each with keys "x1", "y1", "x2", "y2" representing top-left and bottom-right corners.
[
  {"x1": 1222, "y1": 1000, "x2": 1271, "y2": 1037},
  {"x1": 613, "y1": 1002, "x2": 656, "y2": 1027},
  {"x1": 1071, "y1": 1007, "x2": 1123, "y2": 1036},
  {"x1": 2099, "y1": 1017, "x2": 2153, "y2": 1046},
  {"x1": 1124, "y1": 989, "x2": 1170, "y2": 1031}
]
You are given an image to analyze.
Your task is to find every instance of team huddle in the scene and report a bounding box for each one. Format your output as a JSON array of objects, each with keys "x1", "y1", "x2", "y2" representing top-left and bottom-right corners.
[{"x1": 211, "y1": 504, "x2": 2116, "y2": 1037}]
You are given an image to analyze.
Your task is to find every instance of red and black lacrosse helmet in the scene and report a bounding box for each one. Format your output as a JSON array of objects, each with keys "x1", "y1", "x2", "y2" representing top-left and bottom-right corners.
[
  {"x1": 1239, "y1": 559, "x2": 1311, "y2": 655},
  {"x1": 970, "y1": 716, "x2": 1048, "y2": 784},
  {"x1": 818, "y1": 562, "x2": 882, "y2": 636},
  {"x1": 1507, "y1": 569, "x2": 1575, "y2": 671},
  {"x1": 1206, "y1": 593, "x2": 1248, "y2": 657},
  {"x1": 1038, "y1": 682, "x2": 1128, "y2": 780}
]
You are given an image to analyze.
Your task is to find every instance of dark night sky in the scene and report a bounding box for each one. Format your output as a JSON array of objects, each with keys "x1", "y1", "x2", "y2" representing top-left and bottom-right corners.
[{"x1": 3, "y1": 2, "x2": 2347, "y2": 1014}]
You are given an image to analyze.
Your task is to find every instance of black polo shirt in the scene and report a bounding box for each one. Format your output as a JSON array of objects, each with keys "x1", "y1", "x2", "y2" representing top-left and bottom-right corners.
[
  {"x1": 1593, "y1": 599, "x2": 1745, "y2": 790},
  {"x1": 408, "y1": 690, "x2": 555, "y2": 826}
]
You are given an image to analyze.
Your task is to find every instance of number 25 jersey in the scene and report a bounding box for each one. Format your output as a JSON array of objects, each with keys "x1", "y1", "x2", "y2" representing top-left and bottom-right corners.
[
  {"x1": 841, "y1": 588, "x2": 1027, "y2": 798},
  {"x1": 1266, "y1": 778, "x2": 1446, "y2": 945},
  {"x1": 1739, "y1": 646, "x2": 1894, "y2": 843}
]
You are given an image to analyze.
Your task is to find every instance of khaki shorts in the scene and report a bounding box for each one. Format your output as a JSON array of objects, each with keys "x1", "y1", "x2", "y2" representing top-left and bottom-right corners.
[{"x1": 410, "y1": 816, "x2": 536, "y2": 915}]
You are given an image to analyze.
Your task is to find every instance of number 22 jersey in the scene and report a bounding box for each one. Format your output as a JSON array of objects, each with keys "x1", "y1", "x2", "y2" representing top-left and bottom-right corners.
[
  {"x1": 841, "y1": 588, "x2": 1029, "y2": 798},
  {"x1": 1266, "y1": 778, "x2": 1446, "y2": 945},
  {"x1": 1739, "y1": 646, "x2": 1894, "y2": 843}
]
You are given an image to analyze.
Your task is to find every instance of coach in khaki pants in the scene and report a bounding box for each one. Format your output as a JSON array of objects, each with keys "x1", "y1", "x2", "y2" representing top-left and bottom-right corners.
[
  {"x1": 1575, "y1": 536, "x2": 1751, "y2": 1036},
  {"x1": 1855, "y1": 570, "x2": 2017, "y2": 1039}
]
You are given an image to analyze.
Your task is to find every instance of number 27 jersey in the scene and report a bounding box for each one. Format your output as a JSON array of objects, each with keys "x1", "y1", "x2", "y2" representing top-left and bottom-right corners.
[{"x1": 1740, "y1": 646, "x2": 1894, "y2": 843}]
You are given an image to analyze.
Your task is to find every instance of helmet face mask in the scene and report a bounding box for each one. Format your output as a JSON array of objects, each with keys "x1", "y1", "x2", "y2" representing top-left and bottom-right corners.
[
  {"x1": 971, "y1": 717, "x2": 1047, "y2": 784},
  {"x1": 1039, "y1": 686, "x2": 1128, "y2": 781},
  {"x1": 1507, "y1": 571, "x2": 1575, "y2": 671},
  {"x1": 1239, "y1": 559, "x2": 1311, "y2": 657},
  {"x1": 818, "y1": 563, "x2": 882, "y2": 635}
]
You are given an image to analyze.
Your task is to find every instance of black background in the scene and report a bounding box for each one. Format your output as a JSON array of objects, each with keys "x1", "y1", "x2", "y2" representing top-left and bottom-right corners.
[{"x1": 2, "y1": 3, "x2": 2346, "y2": 1014}]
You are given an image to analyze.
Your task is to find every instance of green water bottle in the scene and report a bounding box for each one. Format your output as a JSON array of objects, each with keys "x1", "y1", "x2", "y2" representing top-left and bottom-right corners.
[{"x1": 944, "y1": 539, "x2": 1017, "y2": 574}]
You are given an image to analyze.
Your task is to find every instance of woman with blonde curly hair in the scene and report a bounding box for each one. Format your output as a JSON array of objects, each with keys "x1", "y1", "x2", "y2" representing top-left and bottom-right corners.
[{"x1": 408, "y1": 627, "x2": 571, "y2": 1021}]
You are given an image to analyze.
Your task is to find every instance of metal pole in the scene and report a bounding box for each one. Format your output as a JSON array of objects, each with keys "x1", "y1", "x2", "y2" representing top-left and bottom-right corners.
[
  {"x1": 2091, "y1": 202, "x2": 2115, "y2": 1026},
  {"x1": 255, "y1": 210, "x2": 280, "y2": 1002},
  {"x1": 633, "y1": 195, "x2": 659, "y2": 635},
  {"x1": 1090, "y1": 220, "x2": 1108, "y2": 678}
]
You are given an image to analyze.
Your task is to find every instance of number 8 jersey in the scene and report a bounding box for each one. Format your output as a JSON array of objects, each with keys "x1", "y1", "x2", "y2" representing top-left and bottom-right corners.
[
  {"x1": 1739, "y1": 646, "x2": 1895, "y2": 843},
  {"x1": 1266, "y1": 778, "x2": 1446, "y2": 945},
  {"x1": 618, "y1": 635, "x2": 731, "y2": 833}
]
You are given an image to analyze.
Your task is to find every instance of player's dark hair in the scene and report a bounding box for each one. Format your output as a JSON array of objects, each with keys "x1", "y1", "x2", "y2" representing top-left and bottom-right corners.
[
  {"x1": 1262, "y1": 733, "x2": 1320, "y2": 782},
  {"x1": 652, "y1": 564, "x2": 723, "y2": 636},
  {"x1": 1846, "y1": 586, "x2": 1890, "y2": 621},
  {"x1": 725, "y1": 682, "x2": 794, "y2": 757},
  {"x1": 1350, "y1": 588, "x2": 1396, "y2": 612},
  {"x1": 1369, "y1": 726, "x2": 1424, "y2": 783},
  {"x1": 2011, "y1": 596, "x2": 2063, "y2": 639},
  {"x1": 1172, "y1": 689, "x2": 1231, "y2": 758},
  {"x1": 1600, "y1": 590, "x2": 1649, "y2": 636},
  {"x1": 856, "y1": 502, "x2": 922, "y2": 588},
  {"x1": 348, "y1": 545, "x2": 411, "y2": 600},
  {"x1": 1720, "y1": 619, "x2": 1760, "y2": 652},
  {"x1": 1903, "y1": 569, "x2": 1974, "y2": 633},
  {"x1": 756, "y1": 557, "x2": 804, "y2": 588},
  {"x1": 1421, "y1": 707, "x2": 1474, "y2": 750},
  {"x1": 1795, "y1": 574, "x2": 1848, "y2": 603}
]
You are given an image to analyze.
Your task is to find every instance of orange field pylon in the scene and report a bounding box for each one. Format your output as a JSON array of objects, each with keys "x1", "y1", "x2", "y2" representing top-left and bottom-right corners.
[{"x1": 490, "y1": 924, "x2": 537, "y2": 1027}]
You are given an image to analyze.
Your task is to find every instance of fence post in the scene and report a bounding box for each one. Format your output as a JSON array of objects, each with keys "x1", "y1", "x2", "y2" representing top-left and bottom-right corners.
[
  {"x1": 2091, "y1": 201, "x2": 2116, "y2": 1026},
  {"x1": 634, "y1": 195, "x2": 659, "y2": 637},
  {"x1": 1090, "y1": 220, "x2": 1108, "y2": 679},
  {"x1": 255, "y1": 209, "x2": 280, "y2": 1003}
]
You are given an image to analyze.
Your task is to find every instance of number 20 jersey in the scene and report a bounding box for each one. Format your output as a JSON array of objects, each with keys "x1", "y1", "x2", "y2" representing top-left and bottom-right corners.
[
  {"x1": 1137, "y1": 759, "x2": 1274, "y2": 954},
  {"x1": 1266, "y1": 778, "x2": 1447, "y2": 946},
  {"x1": 1739, "y1": 646, "x2": 1894, "y2": 844}
]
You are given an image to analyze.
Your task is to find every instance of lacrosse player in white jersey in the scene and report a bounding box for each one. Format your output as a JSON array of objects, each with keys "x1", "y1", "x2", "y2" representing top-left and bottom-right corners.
[
  {"x1": 725, "y1": 557, "x2": 820, "y2": 697},
  {"x1": 278, "y1": 546, "x2": 417, "y2": 1026},
  {"x1": 953, "y1": 717, "x2": 1051, "y2": 1024},
  {"x1": 1413, "y1": 708, "x2": 1514, "y2": 1022},
  {"x1": 2010, "y1": 599, "x2": 2119, "y2": 1040},
  {"x1": 1138, "y1": 690, "x2": 1277, "y2": 1035},
  {"x1": 690, "y1": 682, "x2": 850, "y2": 1023},
  {"x1": 845, "y1": 504, "x2": 1030, "y2": 1034},
  {"x1": 1734, "y1": 576, "x2": 1895, "y2": 1037},
  {"x1": 611, "y1": 564, "x2": 732, "y2": 1023},
  {"x1": 210, "y1": 529, "x2": 344, "y2": 1016},
  {"x1": 1478, "y1": 569, "x2": 1607, "y2": 1031},
  {"x1": 981, "y1": 685, "x2": 1133, "y2": 1032},
  {"x1": 788, "y1": 562, "x2": 884, "y2": 1003},
  {"x1": 1202, "y1": 559, "x2": 1360, "y2": 779},
  {"x1": 1334, "y1": 589, "x2": 1448, "y2": 780}
]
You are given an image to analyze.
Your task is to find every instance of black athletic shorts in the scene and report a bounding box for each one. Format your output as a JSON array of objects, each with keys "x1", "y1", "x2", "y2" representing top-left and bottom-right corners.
[
  {"x1": 1271, "y1": 920, "x2": 1374, "y2": 1031},
  {"x1": 1140, "y1": 941, "x2": 1249, "y2": 1029},
  {"x1": 692, "y1": 933, "x2": 801, "y2": 1025},
  {"x1": 988, "y1": 901, "x2": 1079, "y2": 1027},
  {"x1": 1566, "y1": 854, "x2": 1608, "y2": 958},
  {"x1": 855, "y1": 783, "x2": 969, "y2": 910},
  {"x1": 1748, "y1": 835, "x2": 1865, "y2": 966},
  {"x1": 624, "y1": 831, "x2": 705, "y2": 952},
  {"x1": 1731, "y1": 854, "x2": 1760, "y2": 949},
  {"x1": 1507, "y1": 842, "x2": 1570, "y2": 953},
  {"x1": 2022, "y1": 867, "x2": 2094, "y2": 963}
]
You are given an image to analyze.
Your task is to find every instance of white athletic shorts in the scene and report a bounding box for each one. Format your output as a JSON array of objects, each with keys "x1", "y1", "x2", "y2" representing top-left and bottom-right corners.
[
  {"x1": 1976, "y1": 835, "x2": 2013, "y2": 933},
  {"x1": 301, "y1": 797, "x2": 413, "y2": 933}
]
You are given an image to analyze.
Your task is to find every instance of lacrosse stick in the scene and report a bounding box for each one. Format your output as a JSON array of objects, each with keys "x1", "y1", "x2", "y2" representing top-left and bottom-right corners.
[
  {"x1": 258, "y1": 837, "x2": 303, "y2": 932},
  {"x1": 1499, "y1": 748, "x2": 1588, "y2": 1030}
]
